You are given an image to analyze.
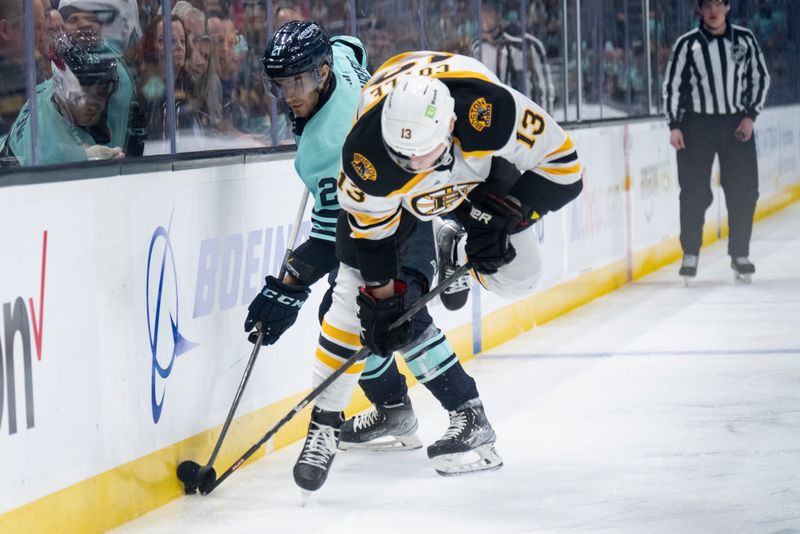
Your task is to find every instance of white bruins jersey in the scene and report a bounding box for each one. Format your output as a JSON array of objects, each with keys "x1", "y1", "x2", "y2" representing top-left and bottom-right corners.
[{"x1": 336, "y1": 51, "x2": 581, "y2": 281}]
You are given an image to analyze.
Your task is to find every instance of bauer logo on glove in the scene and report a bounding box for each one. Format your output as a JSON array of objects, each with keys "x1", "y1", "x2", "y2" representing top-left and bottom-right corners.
[{"x1": 469, "y1": 205, "x2": 493, "y2": 225}]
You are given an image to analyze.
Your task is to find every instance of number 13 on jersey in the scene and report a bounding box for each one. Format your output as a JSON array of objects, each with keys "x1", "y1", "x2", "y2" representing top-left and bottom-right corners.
[{"x1": 516, "y1": 109, "x2": 545, "y2": 149}]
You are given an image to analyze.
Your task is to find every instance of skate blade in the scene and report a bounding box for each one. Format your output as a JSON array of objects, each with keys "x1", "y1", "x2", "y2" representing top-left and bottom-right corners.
[
  {"x1": 339, "y1": 432, "x2": 423, "y2": 452},
  {"x1": 734, "y1": 272, "x2": 752, "y2": 284},
  {"x1": 681, "y1": 276, "x2": 693, "y2": 287},
  {"x1": 300, "y1": 490, "x2": 318, "y2": 508},
  {"x1": 432, "y1": 444, "x2": 503, "y2": 476}
]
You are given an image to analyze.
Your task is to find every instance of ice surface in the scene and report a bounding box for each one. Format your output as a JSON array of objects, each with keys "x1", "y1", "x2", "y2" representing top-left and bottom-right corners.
[{"x1": 115, "y1": 204, "x2": 800, "y2": 533}]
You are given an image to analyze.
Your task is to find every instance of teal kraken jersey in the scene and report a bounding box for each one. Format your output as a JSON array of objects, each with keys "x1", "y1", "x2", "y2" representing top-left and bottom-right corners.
[
  {"x1": 293, "y1": 36, "x2": 370, "y2": 242},
  {"x1": 8, "y1": 55, "x2": 134, "y2": 167}
]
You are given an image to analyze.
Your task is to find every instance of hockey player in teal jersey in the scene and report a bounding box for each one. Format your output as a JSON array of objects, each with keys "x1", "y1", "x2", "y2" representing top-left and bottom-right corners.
[
  {"x1": 3, "y1": 31, "x2": 135, "y2": 166},
  {"x1": 246, "y1": 21, "x2": 372, "y2": 341},
  {"x1": 280, "y1": 34, "x2": 370, "y2": 246},
  {"x1": 244, "y1": 21, "x2": 500, "y2": 495}
]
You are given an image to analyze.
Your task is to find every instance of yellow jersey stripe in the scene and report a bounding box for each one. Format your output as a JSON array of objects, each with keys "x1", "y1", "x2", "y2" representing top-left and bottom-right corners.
[
  {"x1": 462, "y1": 150, "x2": 494, "y2": 159},
  {"x1": 321, "y1": 320, "x2": 361, "y2": 347},
  {"x1": 360, "y1": 94, "x2": 386, "y2": 126},
  {"x1": 538, "y1": 163, "x2": 582, "y2": 176},
  {"x1": 545, "y1": 136, "x2": 574, "y2": 158},
  {"x1": 387, "y1": 169, "x2": 433, "y2": 198},
  {"x1": 357, "y1": 91, "x2": 388, "y2": 121},
  {"x1": 350, "y1": 207, "x2": 401, "y2": 228},
  {"x1": 315, "y1": 348, "x2": 365, "y2": 374},
  {"x1": 435, "y1": 70, "x2": 493, "y2": 83},
  {"x1": 453, "y1": 137, "x2": 494, "y2": 159},
  {"x1": 351, "y1": 214, "x2": 401, "y2": 238},
  {"x1": 475, "y1": 270, "x2": 490, "y2": 290}
]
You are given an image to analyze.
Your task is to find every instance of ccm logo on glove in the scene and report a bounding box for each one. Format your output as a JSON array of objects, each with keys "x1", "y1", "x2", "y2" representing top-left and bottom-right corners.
[
  {"x1": 262, "y1": 287, "x2": 305, "y2": 308},
  {"x1": 244, "y1": 275, "x2": 310, "y2": 346}
]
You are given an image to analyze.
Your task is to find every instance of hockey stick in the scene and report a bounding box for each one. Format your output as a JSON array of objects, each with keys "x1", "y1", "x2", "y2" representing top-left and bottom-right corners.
[
  {"x1": 195, "y1": 262, "x2": 473, "y2": 495},
  {"x1": 177, "y1": 188, "x2": 310, "y2": 494}
]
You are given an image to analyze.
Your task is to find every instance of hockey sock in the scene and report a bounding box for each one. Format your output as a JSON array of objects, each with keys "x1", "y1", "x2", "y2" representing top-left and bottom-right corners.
[
  {"x1": 422, "y1": 362, "x2": 478, "y2": 411},
  {"x1": 358, "y1": 355, "x2": 409, "y2": 406},
  {"x1": 398, "y1": 325, "x2": 478, "y2": 411}
]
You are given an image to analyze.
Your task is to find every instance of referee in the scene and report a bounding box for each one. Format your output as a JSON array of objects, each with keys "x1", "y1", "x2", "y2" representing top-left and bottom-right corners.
[{"x1": 663, "y1": 0, "x2": 770, "y2": 282}]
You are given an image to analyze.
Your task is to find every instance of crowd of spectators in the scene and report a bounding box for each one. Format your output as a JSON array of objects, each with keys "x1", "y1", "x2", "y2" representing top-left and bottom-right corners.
[{"x1": 0, "y1": 0, "x2": 797, "y2": 168}]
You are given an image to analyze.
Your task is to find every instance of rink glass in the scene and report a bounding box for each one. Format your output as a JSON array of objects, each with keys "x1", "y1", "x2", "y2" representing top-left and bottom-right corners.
[{"x1": 0, "y1": 0, "x2": 797, "y2": 169}]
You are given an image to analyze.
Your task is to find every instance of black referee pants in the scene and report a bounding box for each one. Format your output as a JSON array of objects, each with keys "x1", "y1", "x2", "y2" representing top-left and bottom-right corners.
[{"x1": 676, "y1": 113, "x2": 759, "y2": 258}]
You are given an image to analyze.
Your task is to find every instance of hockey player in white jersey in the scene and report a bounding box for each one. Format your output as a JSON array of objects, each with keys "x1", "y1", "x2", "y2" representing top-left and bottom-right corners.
[
  {"x1": 338, "y1": 51, "x2": 582, "y2": 298},
  {"x1": 330, "y1": 51, "x2": 582, "y2": 477}
]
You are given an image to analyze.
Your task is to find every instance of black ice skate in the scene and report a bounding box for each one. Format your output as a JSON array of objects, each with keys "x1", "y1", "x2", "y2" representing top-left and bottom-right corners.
[
  {"x1": 679, "y1": 254, "x2": 698, "y2": 286},
  {"x1": 427, "y1": 398, "x2": 503, "y2": 476},
  {"x1": 339, "y1": 395, "x2": 422, "y2": 451},
  {"x1": 293, "y1": 407, "x2": 342, "y2": 496},
  {"x1": 437, "y1": 219, "x2": 471, "y2": 311},
  {"x1": 731, "y1": 256, "x2": 755, "y2": 284}
]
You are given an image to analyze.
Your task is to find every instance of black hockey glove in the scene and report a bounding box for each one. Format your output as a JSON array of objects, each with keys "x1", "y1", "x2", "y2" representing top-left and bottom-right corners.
[
  {"x1": 356, "y1": 280, "x2": 412, "y2": 357},
  {"x1": 455, "y1": 190, "x2": 525, "y2": 275},
  {"x1": 244, "y1": 276, "x2": 310, "y2": 346}
]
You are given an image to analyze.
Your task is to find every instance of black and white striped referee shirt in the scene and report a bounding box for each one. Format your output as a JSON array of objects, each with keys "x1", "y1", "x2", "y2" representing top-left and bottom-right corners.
[{"x1": 663, "y1": 23, "x2": 770, "y2": 129}]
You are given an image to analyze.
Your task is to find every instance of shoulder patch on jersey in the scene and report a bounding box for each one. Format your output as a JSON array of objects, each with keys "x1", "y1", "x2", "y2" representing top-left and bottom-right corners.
[
  {"x1": 443, "y1": 78, "x2": 516, "y2": 154},
  {"x1": 731, "y1": 43, "x2": 748, "y2": 64},
  {"x1": 352, "y1": 153, "x2": 377, "y2": 181},
  {"x1": 468, "y1": 97, "x2": 493, "y2": 132}
]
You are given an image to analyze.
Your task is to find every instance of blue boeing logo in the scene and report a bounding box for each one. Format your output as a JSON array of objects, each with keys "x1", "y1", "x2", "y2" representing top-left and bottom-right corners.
[{"x1": 147, "y1": 214, "x2": 198, "y2": 423}]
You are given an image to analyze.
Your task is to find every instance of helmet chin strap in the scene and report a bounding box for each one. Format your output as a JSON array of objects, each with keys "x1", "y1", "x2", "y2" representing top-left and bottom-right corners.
[
  {"x1": 417, "y1": 133, "x2": 454, "y2": 172},
  {"x1": 435, "y1": 134, "x2": 454, "y2": 169},
  {"x1": 430, "y1": 114, "x2": 457, "y2": 170}
]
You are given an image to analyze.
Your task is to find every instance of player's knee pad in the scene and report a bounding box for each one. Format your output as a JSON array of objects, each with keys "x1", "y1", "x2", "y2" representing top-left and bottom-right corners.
[
  {"x1": 398, "y1": 325, "x2": 459, "y2": 384},
  {"x1": 475, "y1": 228, "x2": 542, "y2": 299}
]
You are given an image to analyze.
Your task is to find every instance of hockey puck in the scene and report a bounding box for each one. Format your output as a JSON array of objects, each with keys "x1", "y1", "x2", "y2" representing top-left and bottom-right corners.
[{"x1": 176, "y1": 460, "x2": 201, "y2": 495}]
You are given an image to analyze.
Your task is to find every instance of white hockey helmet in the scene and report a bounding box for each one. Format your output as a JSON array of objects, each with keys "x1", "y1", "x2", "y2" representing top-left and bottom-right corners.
[
  {"x1": 381, "y1": 74, "x2": 455, "y2": 172},
  {"x1": 59, "y1": 0, "x2": 142, "y2": 49}
]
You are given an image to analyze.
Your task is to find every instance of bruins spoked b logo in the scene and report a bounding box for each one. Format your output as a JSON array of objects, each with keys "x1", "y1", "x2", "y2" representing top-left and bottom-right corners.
[
  {"x1": 469, "y1": 97, "x2": 493, "y2": 132},
  {"x1": 411, "y1": 182, "x2": 480, "y2": 217},
  {"x1": 352, "y1": 153, "x2": 377, "y2": 182}
]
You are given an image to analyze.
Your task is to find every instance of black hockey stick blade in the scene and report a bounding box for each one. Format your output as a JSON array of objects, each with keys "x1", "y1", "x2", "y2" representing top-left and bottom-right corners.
[{"x1": 198, "y1": 263, "x2": 473, "y2": 495}]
